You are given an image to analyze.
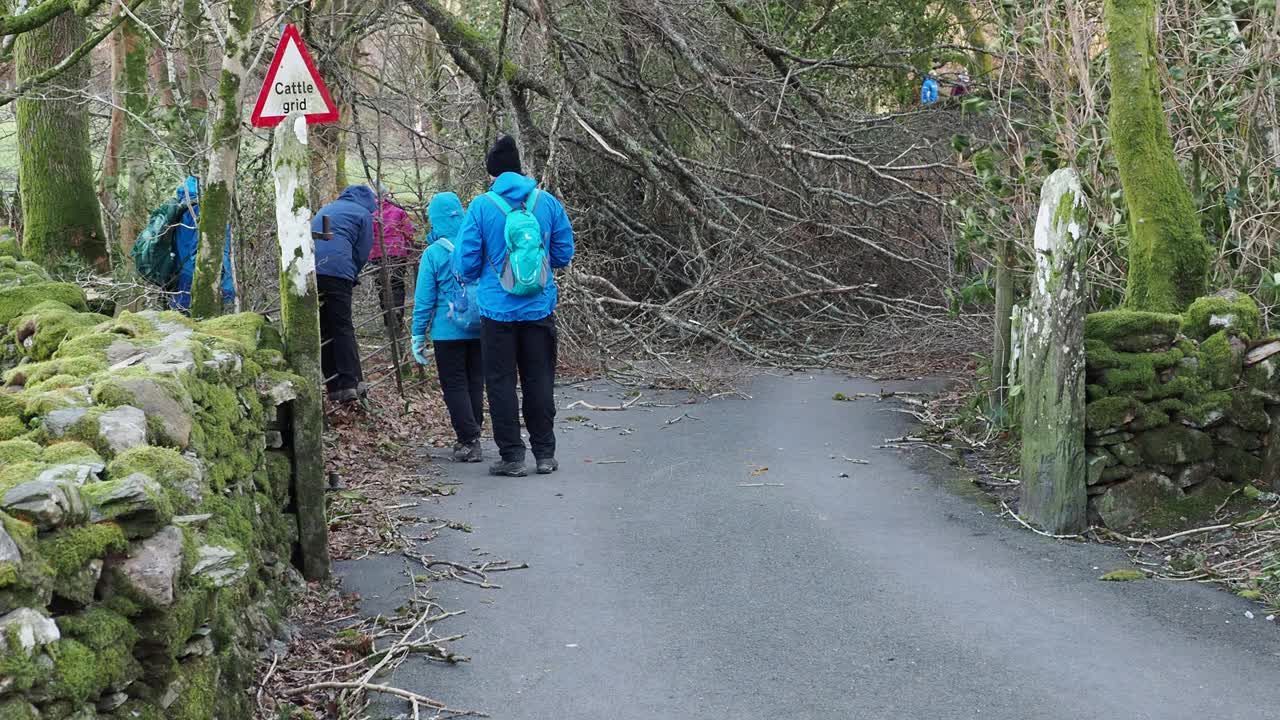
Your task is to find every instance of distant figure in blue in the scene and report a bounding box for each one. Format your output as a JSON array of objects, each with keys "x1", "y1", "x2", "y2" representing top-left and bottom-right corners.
[
  {"x1": 921, "y1": 76, "x2": 940, "y2": 105},
  {"x1": 171, "y1": 176, "x2": 236, "y2": 312}
]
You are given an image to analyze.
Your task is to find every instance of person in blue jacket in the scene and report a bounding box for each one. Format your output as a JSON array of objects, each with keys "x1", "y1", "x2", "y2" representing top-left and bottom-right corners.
[
  {"x1": 455, "y1": 135, "x2": 575, "y2": 477},
  {"x1": 411, "y1": 192, "x2": 484, "y2": 463},
  {"x1": 311, "y1": 184, "x2": 377, "y2": 403},
  {"x1": 171, "y1": 176, "x2": 236, "y2": 313}
]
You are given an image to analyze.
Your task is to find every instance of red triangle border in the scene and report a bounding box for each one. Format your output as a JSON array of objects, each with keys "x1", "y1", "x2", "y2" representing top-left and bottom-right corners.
[{"x1": 250, "y1": 23, "x2": 340, "y2": 128}]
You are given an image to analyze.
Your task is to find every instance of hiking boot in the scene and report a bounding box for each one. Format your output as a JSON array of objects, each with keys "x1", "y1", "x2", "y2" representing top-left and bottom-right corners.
[
  {"x1": 488, "y1": 459, "x2": 528, "y2": 477},
  {"x1": 453, "y1": 440, "x2": 483, "y2": 463},
  {"x1": 328, "y1": 388, "x2": 360, "y2": 404},
  {"x1": 536, "y1": 457, "x2": 559, "y2": 475}
]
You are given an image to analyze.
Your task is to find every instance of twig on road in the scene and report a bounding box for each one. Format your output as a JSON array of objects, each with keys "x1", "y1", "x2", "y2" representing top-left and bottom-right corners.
[{"x1": 739, "y1": 482, "x2": 785, "y2": 487}]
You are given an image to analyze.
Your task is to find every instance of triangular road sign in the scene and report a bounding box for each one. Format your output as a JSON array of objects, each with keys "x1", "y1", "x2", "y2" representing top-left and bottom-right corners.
[{"x1": 251, "y1": 24, "x2": 339, "y2": 128}]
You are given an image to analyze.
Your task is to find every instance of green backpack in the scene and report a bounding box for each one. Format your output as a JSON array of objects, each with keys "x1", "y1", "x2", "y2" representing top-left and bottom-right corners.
[
  {"x1": 131, "y1": 199, "x2": 186, "y2": 289},
  {"x1": 483, "y1": 189, "x2": 550, "y2": 297}
]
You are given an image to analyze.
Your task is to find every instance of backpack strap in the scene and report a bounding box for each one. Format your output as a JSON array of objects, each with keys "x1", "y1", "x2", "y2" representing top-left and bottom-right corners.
[
  {"x1": 483, "y1": 192, "x2": 514, "y2": 216},
  {"x1": 437, "y1": 238, "x2": 454, "y2": 252}
]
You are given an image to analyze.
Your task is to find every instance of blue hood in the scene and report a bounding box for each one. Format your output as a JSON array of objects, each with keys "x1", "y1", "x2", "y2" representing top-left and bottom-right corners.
[
  {"x1": 175, "y1": 176, "x2": 199, "y2": 202},
  {"x1": 338, "y1": 184, "x2": 378, "y2": 213},
  {"x1": 491, "y1": 172, "x2": 537, "y2": 204},
  {"x1": 427, "y1": 192, "x2": 464, "y2": 241}
]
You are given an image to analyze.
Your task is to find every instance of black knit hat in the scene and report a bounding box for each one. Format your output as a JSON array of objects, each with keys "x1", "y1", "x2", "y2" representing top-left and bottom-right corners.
[{"x1": 485, "y1": 135, "x2": 522, "y2": 177}]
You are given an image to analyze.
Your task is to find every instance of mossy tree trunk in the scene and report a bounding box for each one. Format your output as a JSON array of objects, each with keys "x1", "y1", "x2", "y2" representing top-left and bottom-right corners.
[
  {"x1": 1106, "y1": 0, "x2": 1210, "y2": 313},
  {"x1": 190, "y1": 0, "x2": 257, "y2": 319},
  {"x1": 1020, "y1": 168, "x2": 1088, "y2": 534},
  {"x1": 273, "y1": 113, "x2": 330, "y2": 581},
  {"x1": 119, "y1": 9, "x2": 152, "y2": 255},
  {"x1": 15, "y1": 7, "x2": 109, "y2": 272}
]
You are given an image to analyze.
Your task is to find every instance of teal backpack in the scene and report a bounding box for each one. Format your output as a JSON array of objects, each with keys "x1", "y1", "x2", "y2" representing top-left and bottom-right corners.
[
  {"x1": 483, "y1": 189, "x2": 550, "y2": 297},
  {"x1": 131, "y1": 198, "x2": 186, "y2": 289}
]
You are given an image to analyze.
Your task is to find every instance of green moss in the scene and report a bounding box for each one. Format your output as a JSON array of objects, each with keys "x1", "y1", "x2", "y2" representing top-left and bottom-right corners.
[
  {"x1": 1086, "y1": 396, "x2": 1141, "y2": 430},
  {"x1": 1135, "y1": 424, "x2": 1214, "y2": 464},
  {"x1": 1099, "y1": 569, "x2": 1145, "y2": 581},
  {"x1": 0, "y1": 416, "x2": 26, "y2": 441},
  {"x1": 0, "y1": 393, "x2": 21, "y2": 419},
  {"x1": 137, "y1": 584, "x2": 213, "y2": 655},
  {"x1": 20, "y1": 386, "x2": 88, "y2": 418},
  {"x1": 0, "y1": 438, "x2": 42, "y2": 465},
  {"x1": 1197, "y1": 331, "x2": 1240, "y2": 390},
  {"x1": 1226, "y1": 393, "x2": 1270, "y2": 433},
  {"x1": 166, "y1": 655, "x2": 221, "y2": 720},
  {"x1": 198, "y1": 313, "x2": 272, "y2": 353},
  {"x1": 9, "y1": 304, "x2": 106, "y2": 361},
  {"x1": 3, "y1": 354, "x2": 105, "y2": 388},
  {"x1": 0, "y1": 283, "x2": 87, "y2": 325},
  {"x1": 50, "y1": 330, "x2": 115, "y2": 362},
  {"x1": 57, "y1": 607, "x2": 137, "y2": 650},
  {"x1": 26, "y1": 373, "x2": 80, "y2": 393},
  {"x1": 41, "y1": 441, "x2": 101, "y2": 466},
  {"x1": 108, "y1": 446, "x2": 202, "y2": 514},
  {"x1": 1084, "y1": 310, "x2": 1182, "y2": 347},
  {"x1": 0, "y1": 698, "x2": 39, "y2": 720},
  {"x1": 0, "y1": 628, "x2": 48, "y2": 693},
  {"x1": 39, "y1": 523, "x2": 127, "y2": 580},
  {"x1": 47, "y1": 636, "x2": 139, "y2": 703},
  {"x1": 1182, "y1": 292, "x2": 1262, "y2": 341}
]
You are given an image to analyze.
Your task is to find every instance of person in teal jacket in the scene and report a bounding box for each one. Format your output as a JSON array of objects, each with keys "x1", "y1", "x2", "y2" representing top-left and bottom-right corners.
[{"x1": 412, "y1": 192, "x2": 484, "y2": 463}]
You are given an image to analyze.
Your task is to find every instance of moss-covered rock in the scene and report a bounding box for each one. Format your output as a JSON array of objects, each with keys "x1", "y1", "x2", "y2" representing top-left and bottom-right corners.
[
  {"x1": 9, "y1": 302, "x2": 107, "y2": 362},
  {"x1": 108, "y1": 447, "x2": 203, "y2": 514},
  {"x1": 1086, "y1": 396, "x2": 1142, "y2": 431},
  {"x1": 1084, "y1": 310, "x2": 1183, "y2": 350},
  {"x1": 1182, "y1": 291, "x2": 1262, "y2": 342},
  {"x1": 1215, "y1": 445, "x2": 1262, "y2": 483},
  {"x1": 1095, "y1": 472, "x2": 1182, "y2": 530},
  {"x1": 1197, "y1": 330, "x2": 1242, "y2": 390},
  {"x1": 1135, "y1": 424, "x2": 1214, "y2": 464},
  {"x1": 0, "y1": 283, "x2": 87, "y2": 326}
]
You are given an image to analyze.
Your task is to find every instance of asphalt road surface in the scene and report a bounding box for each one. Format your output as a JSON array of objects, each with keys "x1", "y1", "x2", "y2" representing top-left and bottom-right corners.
[{"x1": 338, "y1": 373, "x2": 1280, "y2": 720}]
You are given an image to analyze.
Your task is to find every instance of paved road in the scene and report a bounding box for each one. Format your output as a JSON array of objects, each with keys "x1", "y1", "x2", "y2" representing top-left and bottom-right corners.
[{"x1": 338, "y1": 373, "x2": 1280, "y2": 720}]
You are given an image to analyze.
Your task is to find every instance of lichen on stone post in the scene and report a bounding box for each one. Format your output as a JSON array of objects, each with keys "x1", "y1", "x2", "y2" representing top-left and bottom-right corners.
[
  {"x1": 1020, "y1": 168, "x2": 1088, "y2": 534},
  {"x1": 272, "y1": 113, "x2": 330, "y2": 581},
  {"x1": 1106, "y1": 0, "x2": 1210, "y2": 313}
]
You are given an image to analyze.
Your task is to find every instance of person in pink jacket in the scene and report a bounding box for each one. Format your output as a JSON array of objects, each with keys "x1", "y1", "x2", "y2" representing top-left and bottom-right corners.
[{"x1": 369, "y1": 186, "x2": 418, "y2": 336}]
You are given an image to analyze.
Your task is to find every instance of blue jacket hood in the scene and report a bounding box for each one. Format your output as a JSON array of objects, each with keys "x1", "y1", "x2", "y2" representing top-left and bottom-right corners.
[
  {"x1": 338, "y1": 184, "x2": 378, "y2": 213},
  {"x1": 427, "y1": 192, "x2": 464, "y2": 241},
  {"x1": 175, "y1": 176, "x2": 199, "y2": 202},
  {"x1": 491, "y1": 172, "x2": 537, "y2": 204}
]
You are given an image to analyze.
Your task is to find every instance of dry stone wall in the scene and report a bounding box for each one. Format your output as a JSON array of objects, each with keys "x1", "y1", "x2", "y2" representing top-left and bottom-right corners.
[
  {"x1": 0, "y1": 256, "x2": 310, "y2": 720},
  {"x1": 1085, "y1": 290, "x2": 1280, "y2": 530}
]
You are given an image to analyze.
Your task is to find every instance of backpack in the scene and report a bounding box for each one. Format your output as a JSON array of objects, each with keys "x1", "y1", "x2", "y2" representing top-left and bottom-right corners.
[
  {"x1": 131, "y1": 198, "x2": 186, "y2": 288},
  {"x1": 436, "y1": 239, "x2": 482, "y2": 333},
  {"x1": 483, "y1": 189, "x2": 550, "y2": 297}
]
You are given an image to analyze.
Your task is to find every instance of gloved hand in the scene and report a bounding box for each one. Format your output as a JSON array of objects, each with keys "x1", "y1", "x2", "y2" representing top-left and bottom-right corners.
[{"x1": 411, "y1": 335, "x2": 431, "y2": 366}]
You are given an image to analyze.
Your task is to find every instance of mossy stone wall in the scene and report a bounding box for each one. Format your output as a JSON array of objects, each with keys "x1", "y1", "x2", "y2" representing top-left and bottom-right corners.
[
  {"x1": 1085, "y1": 291, "x2": 1279, "y2": 530},
  {"x1": 0, "y1": 256, "x2": 309, "y2": 719}
]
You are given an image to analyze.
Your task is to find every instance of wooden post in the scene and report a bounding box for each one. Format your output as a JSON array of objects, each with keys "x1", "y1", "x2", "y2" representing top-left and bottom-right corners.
[
  {"x1": 990, "y1": 234, "x2": 1015, "y2": 412},
  {"x1": 1019, "y1": 168, "x2": 1088, "y2": 534},
  {"x1": 273, "y1": 112, "x2": 330, "y2": 581}
]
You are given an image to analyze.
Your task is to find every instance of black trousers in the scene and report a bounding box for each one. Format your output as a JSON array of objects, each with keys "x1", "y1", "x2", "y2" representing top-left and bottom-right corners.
[
  {"x1": 317, "y1": 275, "x2": 362, "y2": 392},
  {"x1": 434, "y1": 339, "x2": 484, "y2": 444},
  {"x1": 482, "y1": 315, "x2": 557, "y2": 462},
  {"x1": 371, "y1": 256, "x2": 408, "y2": 336}
]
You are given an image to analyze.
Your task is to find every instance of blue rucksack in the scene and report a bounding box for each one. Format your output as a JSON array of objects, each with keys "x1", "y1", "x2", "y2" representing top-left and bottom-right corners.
[
  {"x1": 483, "y1": 190, "x2": 550, "y2": 297},
  {"x1": 436, "y1": 238, "x2": 482, "y2": 333}
]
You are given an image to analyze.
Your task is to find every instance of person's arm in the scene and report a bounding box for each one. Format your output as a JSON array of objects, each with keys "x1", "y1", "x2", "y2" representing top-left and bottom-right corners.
[
  {"x1": 411, "y1": 247, "x2": 439, "y2": 338},
  {"x1": 454, "y1": 203, "x2": 484, "y2": 283},
  {"x1": 546, "y1": 196, "x2": 575, "y2": 269},
  {"x1": 354, "y1": 215, "x2": 374, "y2": 273}
]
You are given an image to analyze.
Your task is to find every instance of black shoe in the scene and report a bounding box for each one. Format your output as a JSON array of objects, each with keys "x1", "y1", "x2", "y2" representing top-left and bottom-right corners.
[
  {"x1": 454, "y1": 440, "x2": 483, "y2": 463},
  {"x1": 328, "y1": 388, "x2": 359, "y2": 404},
  {"x1": 488, "y1": 459, "x2": 527, "y2": 477},
  {"x1": 536, "y1": 457, "x2": 559, "y2": 475}
]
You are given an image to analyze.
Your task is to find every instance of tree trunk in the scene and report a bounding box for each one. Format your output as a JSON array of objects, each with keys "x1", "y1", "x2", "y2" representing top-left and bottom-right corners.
[
  {"x1": 273, "y1": 113, "x2": 330, "y2": 581},
  {"x1": 1106, "y1": 0, "x2": 1209, "y2": 313},
  {"x1": 1019, "y1": 168, "x2": 1088, "y2": 534},
  {"x1": 190, "y1": 0, "x2": 257, "y2": 318},
  {"x1": 15, "y1": 8, "x2": 108, "y2": 272},
  {"x1": 119, "y1": 11, "x2": 152, "y2": 254},
  {"x1": 183, "y1": 0, "x2": 208, "y2": 110},
  {"x1": 99, "y1": 11, "x2": 128, "y2": 246}
]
